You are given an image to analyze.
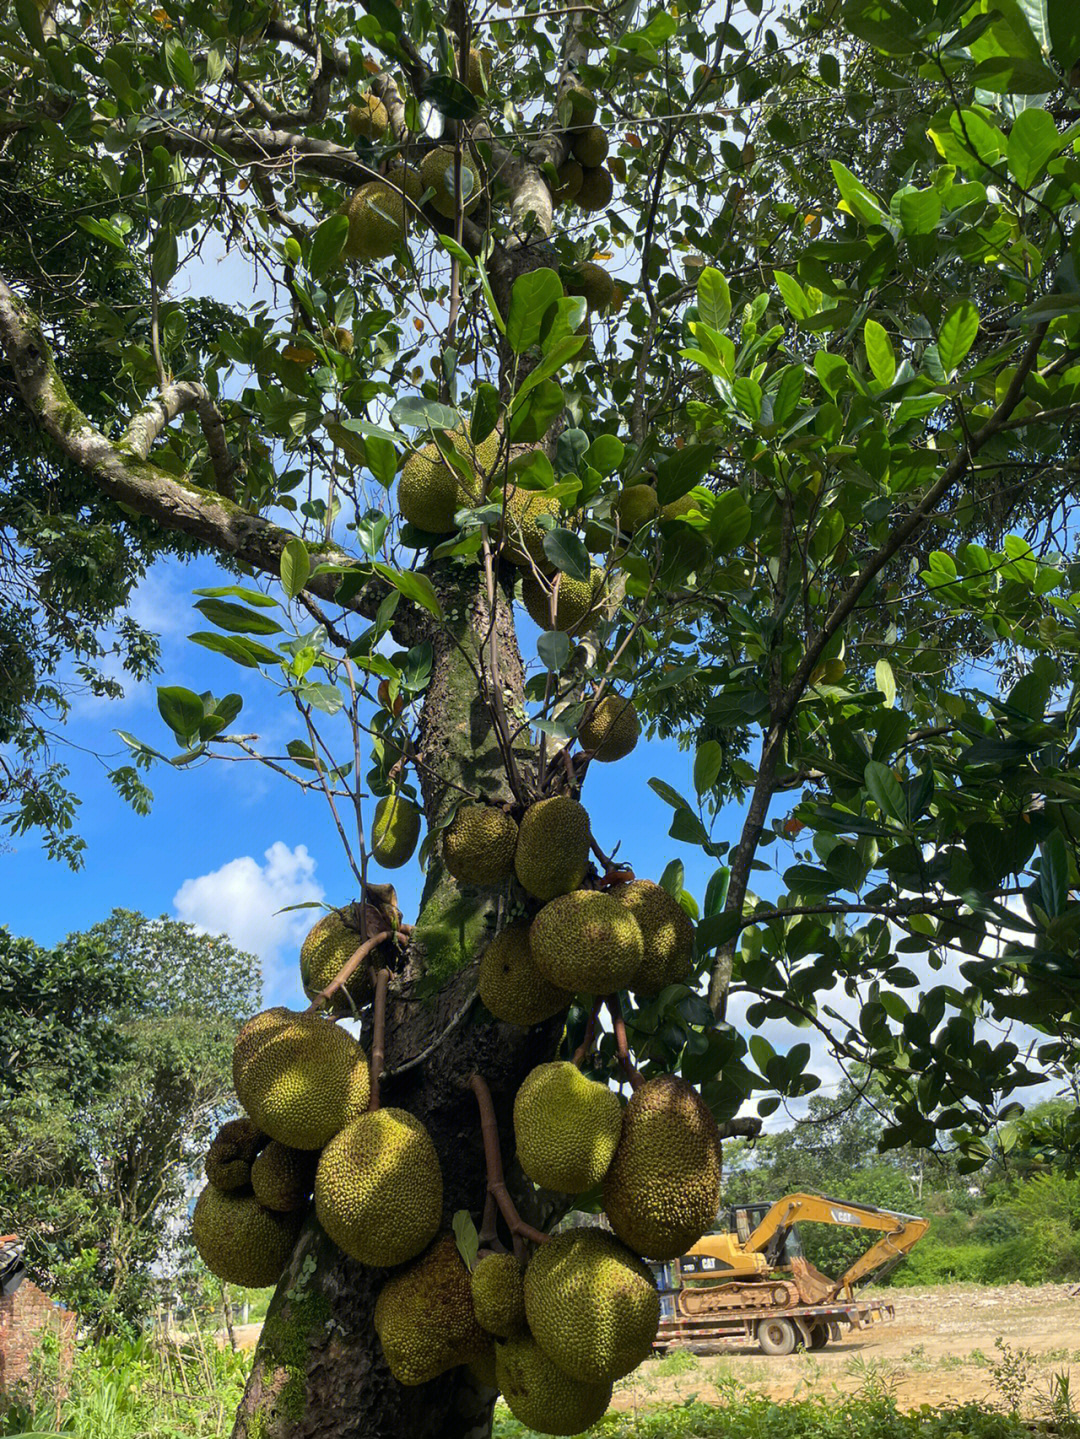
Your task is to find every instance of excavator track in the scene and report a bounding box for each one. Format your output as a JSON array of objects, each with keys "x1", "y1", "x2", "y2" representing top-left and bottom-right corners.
[{"x1": 677, "y1": 1280, "x2": 800, "y2": 1318}]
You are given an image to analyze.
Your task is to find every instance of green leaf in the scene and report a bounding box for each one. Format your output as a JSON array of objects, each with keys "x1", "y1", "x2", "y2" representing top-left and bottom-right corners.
[
  {"x1": 875, "y1": 658, "x2": 897, "y2": 708},
  {"x1": 897, "y1": 187, "x2": 942, "y2": 236},
  {"x1": 506, "y1": 268, "x2": 563, "y2": 354},
  {"x1": 586, "y1": 435, "x2": 625, "y2": 477},
  {"x1": 192, "y1": 586, "x2": 280, "y2": 608},
  {"x1": 694, "y1": 739, "x2": 723, "y2": 795},
  {"x1": 938, "y1": 300, "x2": 979, "y2": 376},
  {"x1": 470, "y1": 383, "x2": 501, "y2": 444},
  {"x1": 507, "y1": 378, "x2": 564, "y2": 443},
  {"x1": 864, "y1": 760, "x2": 906, "y2": 824},
  {"x1": 537, "y1": 630, "x2": 570, "y2": 670},
  {"x1": 696, "y1": 267, "x2": 731, "y2": 331},
  {"x1": 157, "y1": 686, "x2": 204, "y2": 739},
  {"x1": 1038, "y1": 831, "x2": 1068, "y2": 919},
  {"x1": 453, "y1": 1209, "x2": 480, "y2": 1270},
  {"x1": 1048, "y1": 0, "x2": 1080, "y2": 69},
  {"x1": 830, "y1": 161, "x2": 887, "y2": 227},
  {"x1": 299, "y1": 682, "x2": 343, "y2": 715},
  {"x1": 280, "y1": 538, "x2": 310, "y2": 599},
  {"x1": 774, "y1": 270, "x2": 814, "y2": 322},
  {"x1": 648, "y1": 777, "x2": 695, "y2": 812},
  {"x1": 659, "y1": 858, "x2": 685, "y2": 896},
  {"x1": 703, "y1": 866, "x2": 730, "y2": 916},
  {"x1": 1006, "y1": 107, "x2": 1063, "y2": 189},
  {"x1": 542, "y1": 528, "x2": 591, "y2": 582},
  {"x1": 656, "y1": 445, "x2": 715, "y2": 506},
  {"x1": 864, "y1": 318, "x2": 896, "y2": 386},
  {"x1": 194, "y1": 598, "x2": 284, "y2": 635},
  {"x1": 372, "y1": 563, "x2": 444, "y2": 618},
  {"x1": 13, "y1": 0, "x2": 45, "y2": 50},
  {"x1": 150, "y1": 230, "x2": 178, "y2": 289},
  {"x1": 163, "y1": 34, "x2": 197, "y2": 92},
  {"x1": 390, "y1": 396, "x2": 460, "y2": 431},
  {"x1": 309, "y1": 213, "x2": 349, "y2": 278},
  {"x1": 188, "y1": 632, "x2": 281, "y2": 667},
  {"x1": 694, "y1": 909, "x2": 742, "y2": 953}
]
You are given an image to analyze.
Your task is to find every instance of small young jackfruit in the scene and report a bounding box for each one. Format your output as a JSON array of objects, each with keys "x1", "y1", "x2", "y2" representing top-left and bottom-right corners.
[
  {"x1": 250, "y1": 1140, "x2": 318, "y2": 1213},
  {"x1": 371, "y1": 794, "x2": 421, "y2": 868},
  {"x1": 192, "y1": 1185, "x2": 303, "y2": 1288},
  {"x1": 470, "y1": 1252, "x2": 526, "y2": 1337},
  {"x1": 347, "y1": 91, "x2": 389, "y2": 139},
  {"x1": 496, "y1": 1332, "x2": 612, "y2": 1436},
  {"x1": 523, "y1": 1228, "x2": 660, "y2": 1384},
  {"x1": 420, "y1": 147, "x2": 482, "y2": 217},
  {"x1": 530, "y1": 890, "x2": 644, "y2": 993},
  {"x1": 315, "y1": 1107, "x2": 443, "y2": 1267},
  {"x1": 205, "y1": 1116, "x2": 267, "y2": 1192},
  {"x1": 478, "y1": 923, "x2": 572, "y2": 1027},
  {"x1": 520, "y1": 569, "x2": 598, "y2": 633},
  {"x1": 579, "y1": 694, "x2": 640, "y2": 762},
  {"x1": 564, "y1": 261, "x2": 615, "y2": 313},
  {"x1": 374, "y1": 1235, "x2": 489, "y2": 1384},
  {"x1": 553, "y1": 159, "x2": 584, "y2": 205},
  {"x1": 502, "y1": 487, "x2": 561, "y2": 568},
  {"x1": 299, "y1": 908, "x2": 368, "y2": 1013},
  {"x1": 576, "y1": 165, "x2": 614, "y2": 212},
  {"x1": 462, "y1": 46, "x2": 489, "y2": 94},
  {"x1": 398, "y1": 428, "x2": 498, "y2": 533},
  {"x1": 514, "y1": 1061, "x2": 623, "y2": 1193},
  {"x1": 341, "y1": 182, "x2": 406, "y2": 262},
  {"x1": 382, "y1": 159, "x2": 423, "y2": 205},
  {"x1": 611, "y1": 879, "x2": 695, "y2": 996},
  {"x1": 233, "y1": 1008, "x2": 370, "y2": 1149},
  {"x1": 602, "y1": 1074, "x2": 722, "y2": 1260},
  {"x1": 572, "y1": 124, "x2": 609, "y2": 168},
  {"x1": 615, "y1": 483, "x2": 659, "y2": 532},
  {"x1": 561, "y1": 79, "x2": 597, "y2": 127},
  {"x1": 513, "y1": 796, "x2": 590, "y2": 901},
  {"x1": 442, "y1": 804, "x2": 518, "y2": 886}
]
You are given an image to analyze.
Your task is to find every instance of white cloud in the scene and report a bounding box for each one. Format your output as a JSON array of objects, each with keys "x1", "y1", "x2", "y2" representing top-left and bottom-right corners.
[{"x1": 172, "y1": 841, "x2": 325, "y2": 1001}]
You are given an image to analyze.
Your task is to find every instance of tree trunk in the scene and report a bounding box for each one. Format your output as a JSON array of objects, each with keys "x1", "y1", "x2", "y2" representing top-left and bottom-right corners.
[{"x1": 232, "y1": 565, "x2": 556, "y2": 1439}]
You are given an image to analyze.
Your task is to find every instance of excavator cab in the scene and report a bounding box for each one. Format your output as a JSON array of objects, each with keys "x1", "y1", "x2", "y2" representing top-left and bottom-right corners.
[{"x1": 712, "y1": 1203, "x2": 807, "y2": 1268}]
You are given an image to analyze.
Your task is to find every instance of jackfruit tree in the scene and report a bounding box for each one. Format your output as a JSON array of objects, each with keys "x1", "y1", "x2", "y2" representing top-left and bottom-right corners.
[{"x1": 5, "y1": 0, "x2": 1080, "y2": 1431}]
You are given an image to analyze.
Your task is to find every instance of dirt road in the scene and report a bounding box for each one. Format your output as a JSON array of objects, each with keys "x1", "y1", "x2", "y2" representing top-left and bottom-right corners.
[{"x1": 612, "y1": 1284, "x2": 1080, "y2": 1415}]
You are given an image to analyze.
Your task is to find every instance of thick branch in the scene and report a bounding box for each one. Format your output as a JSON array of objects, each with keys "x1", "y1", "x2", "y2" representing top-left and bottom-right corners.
[{"x1": 123, "y1": 380, "x2": 237, "y2": 498}]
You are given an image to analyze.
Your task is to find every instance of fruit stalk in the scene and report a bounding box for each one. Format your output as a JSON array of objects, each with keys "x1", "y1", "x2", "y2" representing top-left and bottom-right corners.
[
  {"x1": 305, "y1": 931, "x2": 392, "y2": 1012},
  {"x1": 468, "y1": 1072, "x2": 548, "y2": 1255},
  {"x1": 606, "y1": 994, "x2": 643, "y2": 1091},
  {"x1": 369, "y1": 967, "x2": 390, "y2": 1111},
  {"x1": 571, "y1": 998, "x2": 602, "y2": 1068}
]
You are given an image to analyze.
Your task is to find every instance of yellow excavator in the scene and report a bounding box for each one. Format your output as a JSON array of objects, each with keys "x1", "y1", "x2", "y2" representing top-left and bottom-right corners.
[{"x1": 655, "y1": 1193, "x2": 929, "y2": 1356}]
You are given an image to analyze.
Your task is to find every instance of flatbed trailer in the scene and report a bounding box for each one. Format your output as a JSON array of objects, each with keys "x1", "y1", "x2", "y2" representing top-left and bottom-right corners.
[{"x1": 653, "y1": 1295, "x2": 896, "y2": 1357}]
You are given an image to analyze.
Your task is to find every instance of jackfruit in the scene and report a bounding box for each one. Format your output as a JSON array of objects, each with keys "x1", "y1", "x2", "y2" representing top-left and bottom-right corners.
[
  {"x1": 496, "y1": 1332, "x2": 612, "y2": 1436},
  {"x1": 521, "y1": 569, "x2": 598, "y2": 633},
  {"x1": 468, "y1": 1344, "x2": 500, "y2": 1390},
  {"x1": 191, "y1": 1184, "x2": 303, "y2": 1288},
  {"x1": 602, "y1": 1074, "x2": 722, "y2": 1260},
  {"x1": 572, "y1": 124, "x2": 609, "y2": 168},
  {"x1": 502, "y1": 487, "x2": 561, "y2": 568},
  {"x1": 578, "y1": 694, "x2": 639, "y2": 762},
  {"x1": 233, "y1": 1007, "x2": 370, "y2": 1149},
  {"x1": 299, "y1": 908, "x2": 368, "y2": 1013},
  {"x1": 250, "y1": 1141, "x2": 317, "y2": 1213},
  {"x1": 615, "y1": 483, "x2": 659, "y2": 532},
  {"x1": 470, "y1": 1252, "x2": 526, "y2": 1337},
  {"x1": 420, "y1": 147, "x2": 482, "y2": 218},
  {"x1": 610, "y1": 879, "x2": 695, "y2": 996},
  {"x1": 205, "y1": 1116, "x2": 266, "y2": 1192},
  {"x1": 371, "y1": 794, "x2": 421, "y2": 868},
  {"x1": 462, "y1": 46, "x2": 489, "y2": 94},
  {"x1": 562, "y1": 80, "x2": 597, "y2": 126},
  {"x1": 564, "y1": 261, "x2": 615, "y2": 313},
  {"x1": 478, "y1": 923, "x2": 572, "y2": 1026},
  {"x1": 347, "y1": 92, "x2": 389, "y2": 139},
  {"x1": 398, "y1": 428, "x2": 498, "y2": 533},
  {"x1": 530, "y1": 890, "x2": 644, "y2": 993},
  {"x1": 660, "y1": 488, "x2": 706, "y2": 522},
  {"x1": 373, "y1": 1234, "x2": 489, "y2": 1383},
  {"x1": 576, "y1": 165, "x2": 614, "y2": 212},
  {"x1": 553, "y1": 159, "x2": 583, "y2": 204},
  {"x1": 442, "y1": 804, "x2": 519, "y2": 886},
  {"x1": 383, "y1": 159, "x2": 423, "y2": 205},
  {"x1": 315, "y1": 1107, "x2": 443, "y2": 1267},
  {"x1": 514, "y1": 1061, "x2": 622, "y2": 1193},
  {"x1": 523, "y1": 1228, "x2": 659, "y2": 1384},
  {"x1": 341, "y1": 182, "x2": 406, "y2": 262},
  {"x1": 513, "y1": 796, "x2": 590, "y2": 901}
]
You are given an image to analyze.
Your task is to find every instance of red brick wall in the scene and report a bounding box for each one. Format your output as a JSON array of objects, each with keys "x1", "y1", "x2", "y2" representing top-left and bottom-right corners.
[{"x1": 0, "y1": 1282, "x2": 76, "y2": 1391}]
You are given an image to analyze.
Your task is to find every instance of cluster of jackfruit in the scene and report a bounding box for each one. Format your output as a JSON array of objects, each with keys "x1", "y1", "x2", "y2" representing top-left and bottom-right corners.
[{"x1": 549, "y1": 79, "x2": 616, "y2": 217}]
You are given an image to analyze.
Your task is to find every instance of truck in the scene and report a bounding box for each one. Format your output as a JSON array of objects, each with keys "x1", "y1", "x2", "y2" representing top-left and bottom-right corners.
[{"x1": 652, "y1": 1192, "x2": 929, "y2": 1356}]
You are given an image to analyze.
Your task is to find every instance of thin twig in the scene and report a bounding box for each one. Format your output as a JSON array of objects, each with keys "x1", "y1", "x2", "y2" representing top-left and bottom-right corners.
[
  {"x1": 369, "y1": 968, "x2": 390, "y2": 1110},
  {"x1": 571, "y1": 998, "x2": 602, "y2": 1068}
]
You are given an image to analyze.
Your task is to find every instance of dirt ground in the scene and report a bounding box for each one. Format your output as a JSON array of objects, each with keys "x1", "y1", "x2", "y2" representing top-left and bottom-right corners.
[{"x1": 611, "y1": 1284, "x2": 1080, "y2": 1416}]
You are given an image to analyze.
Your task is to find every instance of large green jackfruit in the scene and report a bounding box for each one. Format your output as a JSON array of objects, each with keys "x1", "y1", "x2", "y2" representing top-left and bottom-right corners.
[
  {"x1": 503, "y1": 487, "x2": 561, "y2": 568},
  {"x1": 520, "y1": 569, "x2": 599, "y2": 633},
  {"x1": 610, "y1": 879, "x2": 695, "y2": 996},
  {"x1": 564, "y1": 262, "x2": 615, "y2": 313},
  {"x1": 470, "y1": 1252, "x2": 526, "y2": 1337},
  {"x1": 578, "y1": 694, "x2": 640, "y2": 762},
  {"x1": 514, "y1": 1061, "x2": 622, "y2": 1193},
  {"x1": 572, "y1": 124, "x2": 609, "y2": 168},
  {"x1": 382, "y1": 160, "x2": 423, "y2": 205},
  {"x1": 398, "y1": 429, "x2": 498, "y2": 533},
  {"x1": 513, "y1": 796, "x2": 590, "y2": 901},
  {"x1": 374, "y1": 1235, "x2": 489, "y2": 1384},
  {"x1": 420, "y1": 147, "x2": 482, "y2": 217},
  {"x1": 250, "y1": 1141, "x2": 318, "y2": 1213},
  {"x1": 615, "y1": 483, "x2": 659, "y2": 532},
  {"x1": 191, "y1": 1185, "x2": 303, "y2": 1288},
  {"x1": 529, "y1": 890, "x2": 643, "y2": 993},
  {"x1": 562, "y1": 80, "x2": 597, "y2": 126},
  {"x1": 205, "y1": 1116, "x2": 266, "y2": 1192},
  {"x1": 602, "y1": 1074, "x2": 722, "y2": 1260},
  {"x1": 442, "y1": 804, "x2": 518, "y2": 886},
  {"x1": 553, "y1": 159, "x2": 583, "y2": 204},
  {"x1": 299, "y1": 908, "x2": 368, "y2": 1013},
  {"x1": 523, "y1": 1228, "x2": 659, "y2": 1384},
  {"x1": 576, "y1": 165, "x2": 614, "y2": 212},
  {"x1": 315, "y1": 1107, "x2": 443, "y2": 1267},
  {"x1": 347, "y1": 91, "x2": 389, "y2": 138},
  {"x1": 496, "y1": 1333, "x2": 612, "y2": 1436},
  {"x1": 371, "y1": 794, "x2": 421, "y2": 868},
  {"x1": 478, "y1": 923, "x2": 572, "y2": 1026},
  {"x1": 341, "y1": 182, "x2": 405, "y2": 262},
  {"x1": 233, "y1": 1008, "x2": 370, "y2": 1149}
]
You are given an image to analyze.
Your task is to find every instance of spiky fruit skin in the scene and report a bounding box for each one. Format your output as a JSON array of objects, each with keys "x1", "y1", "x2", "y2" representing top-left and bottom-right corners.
[
  {"x1": 464, "y1": 47, "x2": 489, "y2": 93},
  {"x1": 250, "y1": 1141, "x2": 317, "y2": 1213},
  {"x1": 514, "y1": 1061, "x2": 623, "y2": 1193},
  {"x1": 315, "y1": 1107, "x2": 443, "y2": 1267},
  {"x1": 442, "y1": 804, "x2": 518, "y2": 886},
  {"x1": 660, "y1": 488, "x2": 706, "y2": 522},
  {"x1": 602, "y1": 1074, "x2": 722, "y2": 1260},
  {"x1": 503, "y1": 488, "x2": 560, "y2": 568},
  {"x1": 420, "y1": 147, "x2": 482, "y2": 217},
  {"x1": 572, "y1": 124, "x2": 609, "y2": 168},
  {"x1": 523, "y1": 1228, "x2": 660, "y2": 1384},
  {"x1": 615, "y1": 483, "x2": 659, "y2": 532},
  {"x1": 577, "y1": 165, "x2": 614, "y2": 212},
  {"x1": 611, "y1": 879, "x2": 695, "y2": 996},
  {"x1": 371, "y1": 794, "x2": 421, "y2": 868},
  {"x1": 398, "y1": 429, "x2": 497, "y2": 533},
  {"x1": 478, "y1": 924, "x2": 572, "y2": 1026},
  {"x1": 553, "y1": 159, "x2": 583, "y2": 204},
  {"x1": 192, "y1": 1185, "x2": 303, "y2": 1287},
  {"x1": 530, "y1": 890, "x2": 644, "y2": 993},
  {"x1": 496, "y1": 1333, "x2": 612, "y2": 1435},
  {"x1": 205, "y1": 1117, "x2": 266, "y2": 1192},
  {"x1": 233, "y1": 1008, "x2": 370, "y2": 1149},
  {"x1": 374, "y1": 1235, "x2": 489, "y2": 1384},
  {"x1": 520, "y1": 569, "x2": 597, "y2": 633},
  {"x1": 470, "y1": 1252, "x2": 526, "y2": 1337},
  {"x1": 513, "y1": 796, "x2": 590, "y2": 901},
  {"x1": 468, "y1": 1344, "x2": 499, "y2": 1390},
  {"x1": 382, "y1": 160, "x2": 422, "y2": 204},
  {"x1": 341, "y1": 182, "x2": 405, "y2": 262},
  {"x1": 579, "y1": 694, "x2": 640, "y2": 762},
  {"x1": 346, "y1": 91, "x2": 389, "y2": 139},
  {"x1": 563, "y1": 80, "x2": 597, "y2": 126},
  {"x1": 564, "y1": 261, "x2": 615, "y2": 313},
  {"x1": 300, "y1": 909, "x2": 367, "y2": 1013}
]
